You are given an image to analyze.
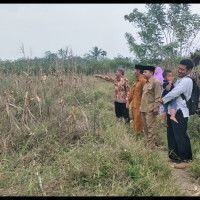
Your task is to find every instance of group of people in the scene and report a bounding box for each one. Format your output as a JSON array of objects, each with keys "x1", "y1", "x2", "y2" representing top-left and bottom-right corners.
[{"x1": 95, "y1": 59, "x2": 195, "y2": 169}]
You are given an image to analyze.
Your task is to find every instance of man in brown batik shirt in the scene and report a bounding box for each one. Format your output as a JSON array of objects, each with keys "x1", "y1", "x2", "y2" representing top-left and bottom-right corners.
[{"x1": 95, "y1": 68, "x2": 130, "y2": 123}]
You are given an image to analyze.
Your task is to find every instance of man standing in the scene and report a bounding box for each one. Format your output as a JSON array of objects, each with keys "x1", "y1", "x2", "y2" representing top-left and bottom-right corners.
[
  {"x1": 95, "y1": 68, "x2": 130, "y2": 123},
  {"x1": 140, "y1": 65, "x2": 162, "y2": 150},
  {"x1": 126, "y1": 64, "x2": 146, "y2": 135},
  {"x1": 160, "y1": 59, "x2": 194, "y2": 169}
]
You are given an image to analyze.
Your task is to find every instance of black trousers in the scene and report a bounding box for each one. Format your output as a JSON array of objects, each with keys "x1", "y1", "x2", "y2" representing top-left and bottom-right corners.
[
  {"x1": 167, "y1": 109, "x2": 192, "y2": 162},
  {"x1": 114, "y1": 101, "x2": 130, "y2": 123}
]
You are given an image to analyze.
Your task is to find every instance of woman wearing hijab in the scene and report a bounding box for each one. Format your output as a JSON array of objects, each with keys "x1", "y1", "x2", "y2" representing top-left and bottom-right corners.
[
  {"x1": 154, "y1": 66, "x2": 164, "y2": 114},
  {"x1": 153, "y1": 66, "x2": 164, "y2": 84}
]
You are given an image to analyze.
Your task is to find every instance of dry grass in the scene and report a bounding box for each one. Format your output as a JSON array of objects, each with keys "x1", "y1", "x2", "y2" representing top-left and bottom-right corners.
[{"x1": 0, "y1": 67, "x2": 194, "y2": 196}]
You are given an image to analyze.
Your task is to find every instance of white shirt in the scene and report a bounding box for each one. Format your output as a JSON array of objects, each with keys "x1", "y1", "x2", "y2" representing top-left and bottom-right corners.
[{"x1": 162, "y1": 75, "x2": 193, "y2": 118}]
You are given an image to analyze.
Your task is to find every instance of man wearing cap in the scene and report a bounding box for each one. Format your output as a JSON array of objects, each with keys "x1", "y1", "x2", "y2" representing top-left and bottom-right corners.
[
  {"x1": 140, "y1": 65, "x2": 162, "y2": 150},
  {"x1": 95, "y1": 68, "x2": 130, "y2": 123},
  {"x1": 126, "y1": 64, "x2": 146, "y2": 135}
]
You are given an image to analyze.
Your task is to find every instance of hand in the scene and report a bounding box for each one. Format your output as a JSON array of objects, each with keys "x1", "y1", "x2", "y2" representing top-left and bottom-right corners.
[
  {"x1": 159, "y1": 97, "x2": 163, "y2": 104},
  {"x1": 126, "y1": 102, "x2": 129, "y2": 109},
  {"x1": 169, "y1": 77, "x2": 174, "y2": 82},
  {"x1": 153, "y1": 107, "x2": 159, "y2": 115}
]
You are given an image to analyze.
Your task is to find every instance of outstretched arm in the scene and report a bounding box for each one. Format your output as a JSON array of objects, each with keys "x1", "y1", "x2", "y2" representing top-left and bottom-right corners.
[{"x1": 94, "y1": 74, "x2": 114, "y2": 83}]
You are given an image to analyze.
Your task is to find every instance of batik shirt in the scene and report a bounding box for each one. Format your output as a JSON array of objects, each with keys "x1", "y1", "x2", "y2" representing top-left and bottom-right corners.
[{"x1": 99, "y1": 75, "x2": 130, "y2": 103}]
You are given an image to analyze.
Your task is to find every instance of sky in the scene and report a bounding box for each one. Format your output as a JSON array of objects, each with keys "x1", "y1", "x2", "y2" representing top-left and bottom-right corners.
[{"x1": 1, "y1": 3, "x2": 200, "y2": 61}]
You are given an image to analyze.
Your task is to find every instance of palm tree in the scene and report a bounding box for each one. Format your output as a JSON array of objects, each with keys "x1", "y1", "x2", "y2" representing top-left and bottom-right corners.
[
  {"x1": 101, "y1": 50, "x2": 107, "y2": 58},
  {"x1": 89, "y1": 46, "x2": 103, "y2": 60}
]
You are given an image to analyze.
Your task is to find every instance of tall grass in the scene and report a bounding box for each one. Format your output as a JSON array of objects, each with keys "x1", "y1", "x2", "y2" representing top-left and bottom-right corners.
[{"x1": 0, "y1": 64, "x2": 199, "y2": 196}]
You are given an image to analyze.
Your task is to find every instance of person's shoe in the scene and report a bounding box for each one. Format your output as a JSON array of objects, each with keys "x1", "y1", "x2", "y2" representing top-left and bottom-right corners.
[
  {"x1": 155, "y1": 144, "x2": 164, "y2": 150},
  {"x1": 174, "y1": 162, "x2": 188, "y2": 169},
  {"x1": 167, "y1": 158, "x2": 173, "y2": 162}
]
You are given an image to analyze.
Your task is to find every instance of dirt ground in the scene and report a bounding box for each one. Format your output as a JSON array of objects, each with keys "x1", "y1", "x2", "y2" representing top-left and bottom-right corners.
[{"x1": 158, "y1": 148, "x2": 200, "y2": 196}]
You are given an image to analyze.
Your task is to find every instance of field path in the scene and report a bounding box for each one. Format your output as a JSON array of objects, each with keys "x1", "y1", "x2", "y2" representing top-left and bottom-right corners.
[{"x1": 158, "y1": 148, "x2": 200, "y2": 196}]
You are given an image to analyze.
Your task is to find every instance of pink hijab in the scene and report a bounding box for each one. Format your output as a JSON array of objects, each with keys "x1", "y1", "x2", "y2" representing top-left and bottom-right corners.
[{"x1": 153, "y1": 66, "x2": 163, "y2": 84}]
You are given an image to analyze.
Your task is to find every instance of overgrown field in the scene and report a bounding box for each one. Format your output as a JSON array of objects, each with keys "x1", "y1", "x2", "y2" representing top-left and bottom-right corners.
[{"x1": 0, "y1": 67, "x2": 200, "y2": 196}]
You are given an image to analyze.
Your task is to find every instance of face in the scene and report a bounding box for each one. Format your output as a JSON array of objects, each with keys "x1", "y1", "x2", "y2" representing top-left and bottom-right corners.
[
  {"x1": 143, "y1": 70, "x2": 153, "y2": 79},
  {"x1": 165, "y1": 72, "x2": 173, "y2": 81},
  {"x1": 116, "y1": 70, "x2": 122, "y2": 78},
  {"x1": 134, "y1": 69, "x2": 140, "y2": 78},
  {"x1": 178, "y1": 64, "x2": 191, "y2": 78}
]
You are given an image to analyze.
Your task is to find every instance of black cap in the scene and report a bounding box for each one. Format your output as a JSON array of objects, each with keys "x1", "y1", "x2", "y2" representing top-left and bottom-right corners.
[
  {"x1": 135, "y1": 64, "x2": 144, "y2": 70},
  {"x1": 142, "y1": 65, "x2": 155, "y2": 73}
]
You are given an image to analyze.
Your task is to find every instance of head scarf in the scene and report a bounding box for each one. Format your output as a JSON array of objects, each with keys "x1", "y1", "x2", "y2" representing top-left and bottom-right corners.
[{"x1": 153, "y1": 66, "x2": 163, "y2": 84}]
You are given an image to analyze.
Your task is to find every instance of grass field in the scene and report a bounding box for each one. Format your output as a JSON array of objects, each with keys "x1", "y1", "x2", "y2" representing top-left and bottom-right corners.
[{"x1": 0, "y1": 68, "x2": 199, "y2": 196}]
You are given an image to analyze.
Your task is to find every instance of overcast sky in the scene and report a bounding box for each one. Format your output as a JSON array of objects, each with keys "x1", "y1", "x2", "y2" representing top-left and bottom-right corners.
[{"x1": 1, "y1": 3, "x2": 200, "y2": 61}]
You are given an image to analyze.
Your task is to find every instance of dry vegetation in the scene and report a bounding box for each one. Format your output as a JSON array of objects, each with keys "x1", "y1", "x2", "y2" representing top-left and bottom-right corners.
[{"x1": 0, "y1": 65, "x2": 199, "y2": 196}]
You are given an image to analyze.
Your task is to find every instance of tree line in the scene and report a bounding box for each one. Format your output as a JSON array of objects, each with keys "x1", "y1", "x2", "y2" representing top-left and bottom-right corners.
[{"x1": 0, "y1": 48, "x2": 134, "y2": 76}]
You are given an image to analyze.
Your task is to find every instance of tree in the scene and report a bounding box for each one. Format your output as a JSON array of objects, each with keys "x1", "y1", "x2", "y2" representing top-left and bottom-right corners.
[
  {"x1": 101, "y1": 50, "x2": 107, "y2": 58},
  {"x1": 19, "y1": 43, "x2": 26, "y2": 59},
  {"x1": 89, "y1": 46, "x2": 105, "y2": 60},
  {"x1": 124, "y1": 4, "x2": 200, "y2": 64},
  {"x1": 44, "y1": 51, "x2": 59, "y2": 67},
  {"x1": 190, "y1": 49, "x2": 200, "y2": 66},
  {"x1": 58, "y1": 48, "x2": 65, "y2": 59}
]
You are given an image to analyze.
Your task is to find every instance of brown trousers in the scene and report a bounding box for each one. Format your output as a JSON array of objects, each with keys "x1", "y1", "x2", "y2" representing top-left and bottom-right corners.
[
  {"x1": 141, "y1": 112, "x2": 157, "y2": 149},
  {"x1": 132, "y1": 107, "x2": 144, "y2": 135}
]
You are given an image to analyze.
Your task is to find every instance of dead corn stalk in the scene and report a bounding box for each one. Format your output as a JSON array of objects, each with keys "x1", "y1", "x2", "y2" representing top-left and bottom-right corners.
[
  {"x1": 66, "y1": 106, "x2": 78, "y2": 130},
  {"x1": 21, "y1": 91, "x2": 36, "y2": 135},
  {"x1": 36, "y1": 94, "x2": 42, "y2": 117},
  {"x1": 74, "y1": 95, "x2": 89, "y2": 130},
  {"x1": 4, "y1": 93, "x2": 21, "y2": 133},
  {"x1": 58, "y1": 96, "x2": 65, "y2": 127}
]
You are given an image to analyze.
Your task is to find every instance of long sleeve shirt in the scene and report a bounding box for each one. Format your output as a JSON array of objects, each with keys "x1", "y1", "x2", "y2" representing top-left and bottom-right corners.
[
  {"x1": 99, "y1": 75, "x2": 130, "y2": 103},
  {"x1": 127, "y1": 74, "x2": 146, "y2": 108},
  {"x1": 162, "y1": 75, "x2": 193, "y2": 117},
  {"x1": 141, "y1": 76, "x2": 162, "y2": 112}
]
